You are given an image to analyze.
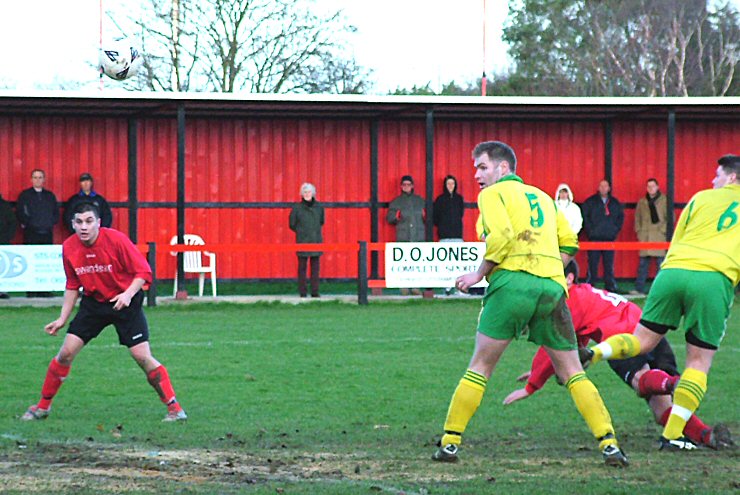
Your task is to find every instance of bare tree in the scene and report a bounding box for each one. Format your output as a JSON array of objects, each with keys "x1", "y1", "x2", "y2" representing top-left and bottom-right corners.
[
  {"x1": 124, "y1": 0, "x2": 369, "y2": 93},
  {"x1": 126, "y1": 0, "x2": 201, "y2": 91}
]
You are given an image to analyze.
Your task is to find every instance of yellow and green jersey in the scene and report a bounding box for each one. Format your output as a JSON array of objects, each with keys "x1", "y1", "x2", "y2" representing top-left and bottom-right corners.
[
  {"x1": 662, "y1": 184, "x2": 740, "y2": 286},
  {"x1": 478, "y1": 175, "x2": 578, "y2": 292}
]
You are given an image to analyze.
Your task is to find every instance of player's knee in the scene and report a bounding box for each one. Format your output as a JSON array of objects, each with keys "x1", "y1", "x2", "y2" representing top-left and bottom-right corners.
[
  {"x1": 56, "y1": 350, "x2": 75, "y2": 366},
  {"x1": 631, "y1": 369, "x2": 646, "y2": 392}
]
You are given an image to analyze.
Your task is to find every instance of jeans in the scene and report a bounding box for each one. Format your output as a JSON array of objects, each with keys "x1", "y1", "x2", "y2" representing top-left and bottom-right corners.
[
  {"x1": 635, "y1": 256, "x2": 663, "y2": 293},
  {"x1": 586, "y1": 250, "x2": 618, "y2": 292}
]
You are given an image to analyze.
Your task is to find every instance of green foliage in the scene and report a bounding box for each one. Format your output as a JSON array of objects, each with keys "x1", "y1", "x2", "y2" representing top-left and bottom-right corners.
[
  {"x1": 1, "y1": 300, "x2": 738, "y2": 493},
  {"x1": 503, "y1": 0, "x2": 740, "y2": 96}
]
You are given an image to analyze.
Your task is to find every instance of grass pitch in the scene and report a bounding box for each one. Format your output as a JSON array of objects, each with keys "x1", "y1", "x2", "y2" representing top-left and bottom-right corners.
[{"x1": 1, "y1": 299, "x2": 738, "y2": 494}]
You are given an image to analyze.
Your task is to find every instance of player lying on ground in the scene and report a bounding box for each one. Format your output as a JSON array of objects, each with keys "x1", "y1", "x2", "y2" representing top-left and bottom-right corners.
[
  {"x1": 21, "y1": 202, "x2": 186, "y2": 422},
  {"x1": 432, "y1": 141, "x2": 627, "y2": 467},
  {"x1": 503, "y1": 261, "x2": 733, "y2": 449},
  {"x1": 583, "y1": 154, "x2": 740, "y2": 450}
]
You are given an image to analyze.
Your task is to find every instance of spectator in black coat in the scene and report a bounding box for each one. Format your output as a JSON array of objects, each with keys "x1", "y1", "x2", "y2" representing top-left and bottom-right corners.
[
  {"x1": 16, "y1": 169, "x2": 59, "y2": 297},
  {"x1": 581, "y1": 179, "x2": 624, "y2": 293},
  {"x1": 0, "y1": 193, "x2": 17, "y2": 298},
  {"x1": 63, "y1": 173, "x2": 113, "y2": 234},
  {"x1": 433, "y1": 175, "x2": 465, "y2": 242},
  {"x1": 16, "y1": 169, "x2": 58, "y2": 245}
]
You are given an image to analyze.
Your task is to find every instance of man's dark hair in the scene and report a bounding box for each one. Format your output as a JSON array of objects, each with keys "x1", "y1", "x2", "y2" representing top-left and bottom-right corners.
[
  {"x1": 73, "y1": 201, "x2": 100, "y2": 219},
  {"x1": 472, "y1": 141, "x2": 517, "y2": 172},
  {"x1": 718, "y1": 154, "x2": 740, "y2": 176},
  {"x1": 647, "y1": 178, "x2": 659, "y2": 184},
  {"x1": 564, "y1": 260, "x2": 579, "y2": 283}
]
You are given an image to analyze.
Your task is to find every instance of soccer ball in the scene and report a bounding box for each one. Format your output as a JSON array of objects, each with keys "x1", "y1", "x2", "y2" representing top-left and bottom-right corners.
[{"x1": 99, "y1": 41, "x2": 143, "y2": 81}]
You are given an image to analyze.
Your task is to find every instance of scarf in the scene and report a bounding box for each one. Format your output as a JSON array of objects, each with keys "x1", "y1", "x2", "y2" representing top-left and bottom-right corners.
[{"x1": 647, "y1": 191, "x2": 661, "y2": 224}]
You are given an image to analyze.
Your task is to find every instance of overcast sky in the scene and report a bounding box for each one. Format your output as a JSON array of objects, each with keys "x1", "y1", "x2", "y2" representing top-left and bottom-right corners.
[
  {"x1": 0, "y1": 1, "x2": 736, "y2": 94},
  {"x1": 0, "y1": 0, "x2": 510, "y2": 94}
]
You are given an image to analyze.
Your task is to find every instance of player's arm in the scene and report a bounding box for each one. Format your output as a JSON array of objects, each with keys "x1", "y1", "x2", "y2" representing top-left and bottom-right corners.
[
  {"x1": 456, "y1": 259, "x2": 495, "y2": 292},
  {"x1": 556, "y1": 206, "x2": 578, "y2": 265},
  {"x1": 456, "y1": 191, "x2": 506, "y2": 290},
  {"x1": 480, "y1": 189, "x2": 515, "y2": 262},
  {"x1": 386, "y1": 198, "x2": 400, "y2": 224},
  {"x1": 503, "y1": 346, "x2": 556, "y2": 405},
  {"x1": 110, "y1": 236, "x2": 153, "y2": 310},
  {"x1": 671, "y1": 197, "x2": 695, "y2": 242},
  {"x1": 45, "y1": 289, "x2": 80, "y2": 336},
  {"x1": 111, "y1": 277, "x2": 147, "y2": 311}
]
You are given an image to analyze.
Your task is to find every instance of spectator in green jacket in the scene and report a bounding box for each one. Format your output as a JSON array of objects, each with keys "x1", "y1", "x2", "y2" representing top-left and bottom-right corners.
[
  {"x1": 387, "y1": 175, "x2": 426, "y2": 295},
  {"x1": 387, "y1": 175, "x2": 425, "y2": 242},
  {"x1": 289, "y1": 183, "x2": 325, "y2": 298}
]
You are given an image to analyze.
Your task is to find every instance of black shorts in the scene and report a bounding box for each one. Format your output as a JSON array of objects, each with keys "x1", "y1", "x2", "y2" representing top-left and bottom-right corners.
[
  {"x1": 607, "y1": 337, "x2": 679, "y2": 387},
  {"x1": 67, "y1": 291, "x2": 149, "y2": 348}
]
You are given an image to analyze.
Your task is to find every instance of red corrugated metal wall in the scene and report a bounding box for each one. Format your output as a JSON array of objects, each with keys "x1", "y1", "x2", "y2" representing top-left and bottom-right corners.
[
  {"x1": 0, "y1": 116, "x2": 129, "y2": 243},
  {"x1": 1, "y1": 113, "x2": 737, "y2": 282},
  {"x1": 138, "y1": 118, "x2": 370, "y2": 280}
]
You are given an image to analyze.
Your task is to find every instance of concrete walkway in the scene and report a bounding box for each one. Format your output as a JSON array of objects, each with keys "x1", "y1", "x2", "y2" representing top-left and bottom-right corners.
[{"x1": 0, "y1": 292, "x2": 484, "y2": 307}]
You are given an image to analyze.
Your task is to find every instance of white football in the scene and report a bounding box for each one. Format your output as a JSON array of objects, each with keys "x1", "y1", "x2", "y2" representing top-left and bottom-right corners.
[{"x1": 99, "y1": 41, "x2": 143, "y2": 81}]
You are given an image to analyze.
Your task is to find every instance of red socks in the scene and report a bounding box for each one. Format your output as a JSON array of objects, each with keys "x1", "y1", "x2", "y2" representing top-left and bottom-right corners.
[
  {"x1": 638, "y1": 369, "x2": 679, "y2": 397},
  {"x1": 38, "y1": 358, "x2": 71, "y2": 410},
  {"x1": 146, "y1": 365, "x2": 181, "y2": 410},
  {"x1": 658, "y1": 408, "x2": 710, "y2": 445}
]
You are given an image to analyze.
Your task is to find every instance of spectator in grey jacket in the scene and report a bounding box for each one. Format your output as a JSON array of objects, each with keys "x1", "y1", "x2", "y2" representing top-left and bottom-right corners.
[
  {"x1": 289, "y1": 183, "x2": 325, "y2": 298},
  {"x1": 387, "y1": 175, "x2": 425, "y2": 295},
  {"x1": 387, "y1": 175, "x2": 425, "y2": 242}
]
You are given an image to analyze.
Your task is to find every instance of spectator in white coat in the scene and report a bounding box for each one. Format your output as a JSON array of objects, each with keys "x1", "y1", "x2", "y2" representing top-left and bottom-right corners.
[{"x1": 554, "y1": 183, "x2": 583, "y2": 235}]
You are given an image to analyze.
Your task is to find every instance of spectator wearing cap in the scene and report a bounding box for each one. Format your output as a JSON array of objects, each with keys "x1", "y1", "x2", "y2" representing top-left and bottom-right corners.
[
  {"x1": 387, "y1": 175, "x2": 425, "y2": 295},
  {"x1": 63, "y1": 173, "x2": 113, "y2": 234},
  {"x1": 387, "y1": 175, "x2": 426, "y2": 243}
]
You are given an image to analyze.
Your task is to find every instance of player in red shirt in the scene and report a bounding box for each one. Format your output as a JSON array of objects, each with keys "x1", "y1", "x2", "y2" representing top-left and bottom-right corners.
[
  {"x1": 21, "y1": 203, "x2": 187, "y2": 422},
  {"x1": 502, "y1": 261, "x2": 732, "y2": 449}
]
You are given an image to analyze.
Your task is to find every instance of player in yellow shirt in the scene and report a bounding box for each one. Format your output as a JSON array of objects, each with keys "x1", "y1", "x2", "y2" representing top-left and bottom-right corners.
[
  {"x1": 583, "y1": 154, "x2": 740, "y2": 450},
  {"x1": 432, "y1": 141, "x2": 628, "y2": 466}
]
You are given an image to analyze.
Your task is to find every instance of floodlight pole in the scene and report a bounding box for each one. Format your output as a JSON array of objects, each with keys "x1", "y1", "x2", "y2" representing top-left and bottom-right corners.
[
  {"x1": 99, "y1": 0, "x2": 104, "y2": 90},
  {"x1": 481, "y1": 0, "x2": 487, "y2": 96}
]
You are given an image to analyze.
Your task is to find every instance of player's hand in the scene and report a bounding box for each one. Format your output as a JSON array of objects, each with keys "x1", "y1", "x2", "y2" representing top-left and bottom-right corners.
[
  {"x1": 516, "y1": 371, "x2": 531, "y2": 382},
  {"x1": 44, "y1": 318, "x2": 65, "y2": 336},
  {"x1": 455, "y1": 272, "x2": 483, "y2": 293},
  {"x1": 503, "y1": 388, "x2": 530, "y2": 405},
  {"x1": 110, "y1": 292, "x2": 133, "y2": 311}
]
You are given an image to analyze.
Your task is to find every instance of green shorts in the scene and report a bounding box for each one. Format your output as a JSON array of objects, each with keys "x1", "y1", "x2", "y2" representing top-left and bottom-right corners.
[
  {"x1": 641, "y1": 268, "x2": 734, "y2": 349},
  {"x1": 477, "y1": 270, "x2": 577, "y2": 351}
]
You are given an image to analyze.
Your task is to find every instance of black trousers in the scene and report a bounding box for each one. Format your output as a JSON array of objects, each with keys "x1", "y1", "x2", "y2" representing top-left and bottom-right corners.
[
  {"x1": 586, "y1": 249, "x2": 618, "y2": 292},
  {"x1": 23, "y1": 230, "x2": 53, "y2": 245},
  {"x1": 298, "y1": 256, "x2": 320, "y2": 296}
]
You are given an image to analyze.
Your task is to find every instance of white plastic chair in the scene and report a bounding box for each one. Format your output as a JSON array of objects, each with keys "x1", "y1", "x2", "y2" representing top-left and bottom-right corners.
[{"x1": 169, "y1": 234, "x2": 217, "y2": 297}]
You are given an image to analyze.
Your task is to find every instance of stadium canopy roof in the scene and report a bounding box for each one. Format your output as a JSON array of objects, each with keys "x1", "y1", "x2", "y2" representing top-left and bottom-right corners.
[{"x1": 0, "y1": 90, "x2": 738, "y2": 121}]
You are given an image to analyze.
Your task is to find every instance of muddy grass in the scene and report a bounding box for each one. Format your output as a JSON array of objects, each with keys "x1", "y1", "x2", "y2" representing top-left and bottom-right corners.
[{"x1": 0, "y1": 443, "x2": 471, "y2": 494}]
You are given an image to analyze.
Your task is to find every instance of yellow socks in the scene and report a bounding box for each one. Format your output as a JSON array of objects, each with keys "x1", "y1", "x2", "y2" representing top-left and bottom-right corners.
[
  {"x1": 591, "y1": 333, "x2": 641, "y2": 364},
  {"x1": 565, "y1": 372, "x2": 617, "y2": 449},
  {"x1": 440, "y1": 369, "x2": 488, "y2": 446},
  {"x1": 663, "y1": 368, "x2": 707, "y2": 440}
]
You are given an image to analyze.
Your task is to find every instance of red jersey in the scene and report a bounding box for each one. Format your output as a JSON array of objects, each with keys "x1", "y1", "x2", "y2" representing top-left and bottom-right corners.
[
  {"x1": 63, "y1": 228, "x2": 152, "y2": 302},
  {"x1": 525, "y1": 283, "x2": 642, "y2": 394}
]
